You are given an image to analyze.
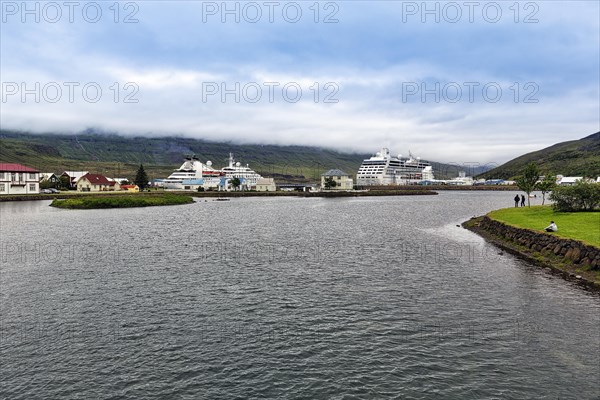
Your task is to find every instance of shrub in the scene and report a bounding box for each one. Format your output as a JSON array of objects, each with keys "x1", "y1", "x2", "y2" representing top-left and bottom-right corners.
[{"x1": 550, "y1": 181, "x2": 600, "y2": 212}]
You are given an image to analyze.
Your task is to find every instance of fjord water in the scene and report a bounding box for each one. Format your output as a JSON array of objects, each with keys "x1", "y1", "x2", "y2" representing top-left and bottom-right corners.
[{"x1": 1, "y1": 192, "x2": 598, "y2": 399}]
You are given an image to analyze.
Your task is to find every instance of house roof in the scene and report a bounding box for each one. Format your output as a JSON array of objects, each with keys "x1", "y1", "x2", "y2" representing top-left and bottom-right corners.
[
  {"x1": 40, "y1": 172, "x2": 57, "y2": 180},
  {"x1": 321, "y1": 169, "x2": 349, "y2": 177},
  {"x1": 0, "y1": 163, "x2": 40, "y2": 173},
  {"x1": 79, "y1": 173, "x2": 112, "y2": 186},
  {"x1": 63, "y1": 171, "x2": 89, "y2": 182},
  {"x1": 256, "y1": 178, "x2": 275, "y2": 185},
  {"x1": 121, "y1": 184, "x2": 138, "y2": 189}
]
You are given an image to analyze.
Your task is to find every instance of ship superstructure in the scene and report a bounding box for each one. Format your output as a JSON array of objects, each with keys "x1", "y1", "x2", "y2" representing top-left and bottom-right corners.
[
  {"x1": 163, "y1": 155, "x2": 221, "y2": 190},
  {"x1": 356, "y1": 148, "x2": 434, "y2": 186}
]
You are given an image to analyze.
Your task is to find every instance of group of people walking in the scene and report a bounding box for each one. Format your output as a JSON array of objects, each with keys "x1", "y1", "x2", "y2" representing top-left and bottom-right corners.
[{"x1": 514, "y1": 194, "x2": 526, "y2": 207}]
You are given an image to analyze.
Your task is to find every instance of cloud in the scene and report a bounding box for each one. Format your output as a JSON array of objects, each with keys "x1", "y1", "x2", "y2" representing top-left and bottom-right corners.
[{"x1": 0, "y1": 1, "x2": 598, "y2": 165}]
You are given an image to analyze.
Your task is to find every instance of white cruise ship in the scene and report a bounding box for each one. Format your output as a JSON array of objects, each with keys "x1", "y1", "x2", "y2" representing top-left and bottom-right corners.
[
  {"x1": 356, "y1": 148, "x2": 435, "y2": 186},
  {"x1": 220, "y1": 153, "x2": 263, "y2": 188},
  {"x1": 163, "y1": 155, "x2": 221, "y2": 189}
]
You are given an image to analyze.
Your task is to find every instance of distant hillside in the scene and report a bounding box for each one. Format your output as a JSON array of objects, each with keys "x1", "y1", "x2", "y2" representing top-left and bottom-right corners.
[
  {"x1": 479, "y1": 132, "x2": 600, "y2": 180},
  {"x1": 0, "y1": 130, "x2": 488, "y2": 182}
]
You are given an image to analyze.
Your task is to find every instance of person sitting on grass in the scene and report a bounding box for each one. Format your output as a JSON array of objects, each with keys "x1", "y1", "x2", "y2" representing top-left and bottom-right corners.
[{"x1": 544, "y1": 221, "x2": 558, "y2": 232}]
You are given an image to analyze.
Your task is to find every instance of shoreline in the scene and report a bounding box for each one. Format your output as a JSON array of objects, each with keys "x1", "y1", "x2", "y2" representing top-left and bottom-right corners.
[
  {"x1": 463, "y1": 216, "x2": 600, "y2": 292},
  {"x1": 0, "y1": 185, "x2": 525, "y2": 203},
  {"x1": 0, "y1": 190, "x2": 437, "y2": 202}
]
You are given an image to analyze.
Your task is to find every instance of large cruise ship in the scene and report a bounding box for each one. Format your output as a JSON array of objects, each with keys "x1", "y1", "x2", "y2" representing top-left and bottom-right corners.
[
  {"x1": 220, "y1": 153, "x2": 263, "y2": 187},
  {"x1": 163, "y1": 155, "x2": 222, "y2": 189},
  {"x1": 356, "y1": 148, "x2": 434, "y2": 186}
]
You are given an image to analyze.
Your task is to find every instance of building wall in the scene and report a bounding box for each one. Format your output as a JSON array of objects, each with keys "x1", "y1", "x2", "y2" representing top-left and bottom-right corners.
[
  {"x1": 77, "y1": 178, "x2": 116, "y2": 192},
  {"x1": 321, "y1": 175, "x2": 354, "y2": 190},
  {"x1": 0, "y1": 171, "x2": 40, "y2": 194},
  {"x1": 256, "y1": 182, "x2": 276, "y2": 191}
]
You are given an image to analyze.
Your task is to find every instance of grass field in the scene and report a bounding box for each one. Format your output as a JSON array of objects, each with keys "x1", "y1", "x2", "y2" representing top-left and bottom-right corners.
[
  {"x1": 488, "y1": 206, "x2": 600, "y2": 247},
  {"x1": 50, "y1": 193, "x2": 194, "y2": 209}
]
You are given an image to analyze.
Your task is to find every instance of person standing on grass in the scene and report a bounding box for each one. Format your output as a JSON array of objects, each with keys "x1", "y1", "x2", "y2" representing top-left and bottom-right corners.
[
  {"x1": 545, "y1": 221, "x2": 558, "y2": 232},
  {"x1": 514, "y1": 194, "x2": 520, "y2": 207},
  {"x1": 521, "y1": 194, "x2": 526, "y2": 207}
]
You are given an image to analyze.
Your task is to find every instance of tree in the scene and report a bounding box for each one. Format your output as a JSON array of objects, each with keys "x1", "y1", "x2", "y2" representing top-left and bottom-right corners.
[
  {"x1": 536, "y1": 175, "x2": 556, "y2": 205},
  {"x1": 134, "y1": 164, "x2": 149, "y2": 190},
  {"x1": 324, "y1": 177, "x2": 337, "y2": 190},
  {"x1": 515, "y1": 163, "x2": 540, "y2": 207},
  {"x1": 58, "y1": 175, "x2": 71, "y2": 190},
  {"x1": 550, "y1": 181, "x2": 600, "y2": 212},
  {"x1": 229, "y1": 177, "x2": 241, "y2": 191}
]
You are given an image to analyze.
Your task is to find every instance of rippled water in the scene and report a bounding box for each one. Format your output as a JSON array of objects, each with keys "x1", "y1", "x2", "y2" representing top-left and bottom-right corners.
[{"x1": 1, "y1": 192, "x2": 599, "y2": 399}]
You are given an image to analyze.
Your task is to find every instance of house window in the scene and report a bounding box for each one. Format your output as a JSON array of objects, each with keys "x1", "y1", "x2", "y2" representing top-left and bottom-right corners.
[
  {"x1": 0, "y1": 184, "x2": 5, "y2": 192},
  {"x1": 29, "y1": 184, "x2": 36, "y2": 191},
  {"x1": 0, "y1": 172, "x2": 4, "y2": 180},
  {"x1": 29, "y1": 173, "x2": 36, "y2": 179}
]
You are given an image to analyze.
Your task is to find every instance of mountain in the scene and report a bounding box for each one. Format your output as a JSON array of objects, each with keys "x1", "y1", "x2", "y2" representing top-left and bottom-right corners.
[
  {"x1": 479, "y1": 132, "x2": 600, "y2": 180},
  {"x1": 0, "y1": 130, "x2": 489, "y2": 182}
]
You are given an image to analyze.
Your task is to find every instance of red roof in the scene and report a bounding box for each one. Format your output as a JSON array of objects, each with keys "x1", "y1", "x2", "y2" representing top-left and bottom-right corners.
[
  {"x1": 0, "y1": 163, "x2": 40, "y2": 173},
  {"x1": 121, "y1": 185, "x2": 137, "y2": 189},
  {"x1": 80, "y1": 173, "x2": 111, "y2": 185}
]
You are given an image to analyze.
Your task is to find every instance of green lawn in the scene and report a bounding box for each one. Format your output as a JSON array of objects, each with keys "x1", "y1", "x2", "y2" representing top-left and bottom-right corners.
[{"x1": 488, "y1": 206, "x2": 600, "y2": 248}]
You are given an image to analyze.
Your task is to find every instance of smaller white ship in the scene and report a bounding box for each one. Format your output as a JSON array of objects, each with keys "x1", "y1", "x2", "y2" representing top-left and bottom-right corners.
[
  {"x1": 220, "y1": 153, "x2": 263, "y2": 188},
  {"x1": 163, "y1": 155, "x2": 221, "y2": 190}
]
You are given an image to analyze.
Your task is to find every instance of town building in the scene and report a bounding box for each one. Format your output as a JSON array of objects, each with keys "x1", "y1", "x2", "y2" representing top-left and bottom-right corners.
[
  {"x1": 0, "y1": 163, "x2": 40, "y2": 195},
  {"x1": 557, "y1": 176, "x2": 583, "y2": 186},
  {"x1": 121, "y1": 184, "x2": 140, "y2": 192},
  {"x1": 321, "y1": 169, "x2": 354, "y2": 190},
  {"x1": 76, "y1": 173, "x2": 120, "y2": 192},
  {"x1": 256, "y1": 178, "x2": 277, "y2": 192},
  {"x1": 181, "y1": 179, "x2": 205, "y2": 191},
  {"x1": 40, "y1": 172, "x2": 60, "y2": 185},
  {"x1": 62, "y1": 171, "x2": 89, "y2": 189}
]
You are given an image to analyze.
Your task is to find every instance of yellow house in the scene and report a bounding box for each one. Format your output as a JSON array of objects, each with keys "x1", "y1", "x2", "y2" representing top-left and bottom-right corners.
[
  {"x1": 76, "y1": 173, "x2": 120, "y2": 192},
  {"x1": 321, "y1": 169, "x2": 354, "y2": 190},
  {"x1": 121, "y1": 184, "x2": 140, "y2": 192}
]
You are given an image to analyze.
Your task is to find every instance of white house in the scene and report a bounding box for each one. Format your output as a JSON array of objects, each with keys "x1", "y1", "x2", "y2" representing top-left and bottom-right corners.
[
  {"x1": 558, "y1": 176, "x2": 583, "y2": 186},
  {"x1": 256, "y1": 178, "x2": 276, "y2": 192},
  {"x1": 0, "y1": 163, "x2": 40, "y2": 195},
  {"x1": 321, "y1": 169, "x2": 354, "y2": 190}
]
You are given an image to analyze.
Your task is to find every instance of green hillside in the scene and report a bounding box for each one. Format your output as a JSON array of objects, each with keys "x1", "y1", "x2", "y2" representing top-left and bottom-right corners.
[
  {"x1": 479, "y1": 132, "x2": 600, "y2": 180},
  {"x1": 0, "y1": 131, "x2": 368, "y2": 182},
  {"x1": 0, "y1": 130, "x2": 491, "y2": 182}
]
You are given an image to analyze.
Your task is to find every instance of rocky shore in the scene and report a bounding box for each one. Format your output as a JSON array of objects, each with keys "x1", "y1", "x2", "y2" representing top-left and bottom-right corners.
[{"x1": 463, "y1": 215, "x2": 600, "y2": 291}]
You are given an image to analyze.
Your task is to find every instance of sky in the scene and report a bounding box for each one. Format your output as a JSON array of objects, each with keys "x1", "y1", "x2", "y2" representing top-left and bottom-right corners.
[{"x1": 1, "y1": 0, "x2": 599, "y2": 164}]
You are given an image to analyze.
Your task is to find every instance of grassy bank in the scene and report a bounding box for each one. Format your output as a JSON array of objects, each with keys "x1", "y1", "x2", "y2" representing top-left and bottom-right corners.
[
  {"x1": 488, "y1": 206, "x2": 600, "y2": 248},
  {"x1": 50, "y1": 193, "x2": 194, "y2": 209},
  {"x1": 463, "y1": 216, "x2": 600, "y2": 289}
]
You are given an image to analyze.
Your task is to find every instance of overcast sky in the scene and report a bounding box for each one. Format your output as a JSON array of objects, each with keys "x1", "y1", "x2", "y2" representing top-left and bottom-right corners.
[{"x1": 1, "y1": 1, "x2": 598, "y2": 164}]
